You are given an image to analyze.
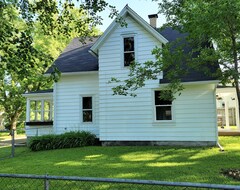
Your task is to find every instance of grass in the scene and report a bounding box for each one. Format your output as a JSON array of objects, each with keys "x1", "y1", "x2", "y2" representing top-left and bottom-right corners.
[
  {"x1": 0, "y1": 132, "x2": 9, "y2": 137},
  {"x1": 0, "y1": 131, "x2": 26, "y2": 141},
  {"x1": 0, "y1": 132, "x2": 9, "y2": 141},
  {"x1": 0, "y1": 137, "x2": 240, "y2": 187}
]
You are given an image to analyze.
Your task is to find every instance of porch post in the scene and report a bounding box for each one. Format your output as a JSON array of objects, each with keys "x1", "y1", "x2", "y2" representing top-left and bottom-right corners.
[
  {"x1": 26, "y1": 99, "x2": 30, "y2": 122},
  {"x1": 235, "y1": 96, "x2": 240, "y2": 129},
  {"x1": 224, "y1": 99, "x2": 230, "y2": 128}
]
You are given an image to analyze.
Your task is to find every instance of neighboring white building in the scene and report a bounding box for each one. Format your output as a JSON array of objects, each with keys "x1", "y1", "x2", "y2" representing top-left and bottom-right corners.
[
  {"x1": 216, "y1": 86, "x2": 239, "y2": 129},
  {"x1": 23, "y1": 6, "x2": 219, "y2": 146}
]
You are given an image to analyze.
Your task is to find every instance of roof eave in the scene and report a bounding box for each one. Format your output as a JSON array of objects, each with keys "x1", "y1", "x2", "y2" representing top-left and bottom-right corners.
[
  {"x1": 90, "y1": 5, "x2": 168, "y2": 55},
  {"x1": 22, "y1": 92, "x2": 53, "y2": 98},
  {"x1": 125, "y1": 6, "x2": 168, "y2": 44},
  {"x1": 160, "y1": 80, "x2": 220, "y2": 86}
]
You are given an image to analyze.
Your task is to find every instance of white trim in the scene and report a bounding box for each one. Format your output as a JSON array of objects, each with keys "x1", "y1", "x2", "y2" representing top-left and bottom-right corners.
[
  {"x1": 160, "y1": 80, "x2": 220, "y2": 86},
  {"x1": 152, "y1": 89, "x2": 175, "y2": 122},
  {"x1": 61, "y1": 71, "x2": 98, "y2": 76},
  {"x1": 80, "y1": 94, "x2": 95, "y2": 124},
  {"x1": 28, "y1": 99, "x2": 54, "y2": 122},
  {"x1": 90, "y1": 5, "x2": 168, "y2": 55},
  {"x1": 45, "y1": 71, "x2": 98, "y2": 77},
  {"x1": 213, "y1": 84, "x2": 218, "y2": 142},
  {"x1": 26, "y1": 99, "x2": 30, "y2": 122},
  {"x1": 121, "y1": 34, "x2": 137, "y2": 68},
  {"x1": 41, "y1": 100, "x2": 44, "y2": 121},
  {"x1": 22, "y1": 93, "x2": 53, "y2": 98},
  {"x1": 28, "y1": 97, "x2": 53, "y2": 101},
  {"x1": 53, "y1": 83, "x2": 57, "y2": 134}
]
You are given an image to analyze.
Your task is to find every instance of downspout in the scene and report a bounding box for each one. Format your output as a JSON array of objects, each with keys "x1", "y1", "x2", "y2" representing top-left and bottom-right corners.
[{"x1": 217, "y1": 142, "x2": 224, "y2": 151}]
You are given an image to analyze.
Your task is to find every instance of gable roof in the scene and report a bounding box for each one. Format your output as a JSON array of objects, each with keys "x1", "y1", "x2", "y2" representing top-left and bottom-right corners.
[
  {"x1": 159, "y1": 27, "x2": 219, "y2": 83},
  {"x1": 90, "y1": 5, "x2": 168, "y2": 55},
  {"x1": 45, "y1": 6, "x2": 219, "y2": 83},
  {"x1": 46, "y1": 37, "x2": 98, "y2": 74}
]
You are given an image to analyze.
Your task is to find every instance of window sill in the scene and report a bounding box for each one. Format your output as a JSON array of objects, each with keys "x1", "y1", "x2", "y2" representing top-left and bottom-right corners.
[
  {"x1": 25, "y1": 121, "x2": 53, "y2": 126},
  {"x1": 152, "y1": 120, "x2": 176, "y2": 126},
  {"x1": 82, "y1": 122, "x2": 94, "y2": 124}
]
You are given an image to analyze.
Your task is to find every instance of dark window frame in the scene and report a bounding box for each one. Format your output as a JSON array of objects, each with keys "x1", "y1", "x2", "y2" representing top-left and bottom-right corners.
[
  {"x1": 82, "y1": 96, "x2": 93, "y2": 123},
  {"x1": 154, "y1": 91, "x2": 173, "y2": 121},
  {"x1": 123, "y1": 36, "x2": 135, "y2": 66}
]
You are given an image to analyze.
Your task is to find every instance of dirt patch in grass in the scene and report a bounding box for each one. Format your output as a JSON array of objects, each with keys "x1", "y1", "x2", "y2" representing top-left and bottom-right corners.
[{"x1": 221, "y1": 169, "x2": 240, "y2": 181}]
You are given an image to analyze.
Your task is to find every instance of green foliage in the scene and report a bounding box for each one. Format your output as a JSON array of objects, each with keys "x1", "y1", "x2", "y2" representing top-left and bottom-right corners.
[
  {"x1": 28, "y1": 131, "x2": 97, "y2": 151},
  {"x1": 112, "y1": 0, "x2": 240, "y2": 105},
  {"x1": 0, "y1": 0, "x2": 106, "y2": 131},
  {"x1": 159, "y1": 0, "x2": 240, "y2": 109},
  {"x1": 110, "y1": 44, "x2": 186, "y2": 99},
  {"x1": 0, "y1": 137, "x2": 240, "y2": 185},
  {"x1": 16, "y1": 122, "x2": 25, "y2": 134}
]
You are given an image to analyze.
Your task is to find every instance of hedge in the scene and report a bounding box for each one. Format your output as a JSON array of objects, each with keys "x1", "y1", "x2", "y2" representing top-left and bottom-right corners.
[{"x1": 28, "y1": 131, "x2": 98, "y2": 151}]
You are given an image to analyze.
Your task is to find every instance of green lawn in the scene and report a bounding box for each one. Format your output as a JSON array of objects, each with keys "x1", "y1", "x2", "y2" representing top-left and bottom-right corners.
[
  {"x1": 0, "y1": 137, "x2": 240, "y2": 186},
  {"x1": 0, "y1": 132, "x2": 9, "y2": 137}
]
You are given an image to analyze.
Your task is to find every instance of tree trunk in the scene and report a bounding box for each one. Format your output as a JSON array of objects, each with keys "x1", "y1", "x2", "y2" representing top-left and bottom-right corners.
[
  {"x1": 231, "y1": 35, "x2": 240, "y2": 122},
  {"x1": 9, "y1": 111, "x2": 21, "y2": 135},
  {"x1": 234, "y1": 83, "x2": 240, "y2": 122}
]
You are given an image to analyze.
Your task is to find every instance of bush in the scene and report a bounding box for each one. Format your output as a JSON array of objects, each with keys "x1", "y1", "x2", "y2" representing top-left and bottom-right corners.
[
  {"x1": 28, "y1": 131, "x2": 97, "y2": 151},
  {"x1": 17, "y1": 122, "x2": 25, "y2": 134}
]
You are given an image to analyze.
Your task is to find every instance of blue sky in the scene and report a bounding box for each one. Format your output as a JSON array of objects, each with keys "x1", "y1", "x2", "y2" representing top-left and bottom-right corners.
[{"x1": 97, "y1": 0, "x2": 166, "y2": 32}]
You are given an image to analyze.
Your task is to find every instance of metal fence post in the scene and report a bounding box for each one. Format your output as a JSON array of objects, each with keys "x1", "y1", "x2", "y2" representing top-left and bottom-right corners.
[
  {"x1": 11, "y1": 129, "x2": 15, "y2": 158},
  {"x1": 44, "y1": 174, "x2": 49, "y2": 190}
]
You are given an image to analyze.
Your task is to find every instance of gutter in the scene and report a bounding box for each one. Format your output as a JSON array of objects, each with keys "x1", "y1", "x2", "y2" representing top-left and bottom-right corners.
[{"x1": 88, "y1": 49, "x2": 98, "y2": 58}]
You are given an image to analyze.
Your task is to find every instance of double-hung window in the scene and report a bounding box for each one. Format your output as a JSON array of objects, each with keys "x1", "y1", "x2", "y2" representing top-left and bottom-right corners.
[
  {"x1": 155, "y1": 91, "x2": 172, "y2": 121},
  {"x1": 82, "y1": 97, "x2": 93, "y2": 122},
  {"x1": 123, "y1": 37, "x2": 135, "y2": 66}
]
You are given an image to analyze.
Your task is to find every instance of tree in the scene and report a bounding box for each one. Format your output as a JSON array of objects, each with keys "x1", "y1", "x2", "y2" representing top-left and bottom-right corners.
[
  {"x1": 0, "y1": 0, "x2": 114, "y2": 131},
  {"x1": 112, "y1": 0, "x2": 240, "y2": 111}
]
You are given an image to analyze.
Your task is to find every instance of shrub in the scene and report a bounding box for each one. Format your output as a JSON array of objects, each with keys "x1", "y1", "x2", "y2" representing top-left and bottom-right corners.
[
  {"x1": 28, "y1": 131, "x2": 97, "y2": 151},
  {"x1": 16, "y1": 122, "x2": 25, "y2": 134}
]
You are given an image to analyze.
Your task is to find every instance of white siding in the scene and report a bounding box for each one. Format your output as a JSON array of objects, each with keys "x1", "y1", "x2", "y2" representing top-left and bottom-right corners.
[
  {"x1": 54, "y1": 73, "x2": 99, "y2": 136},
  {"x1": 98, "y1": 15, "x2": 217, "y2": 143},
  {"x1": 25, "y1": 126, "x2": 53, "y2": 137}
]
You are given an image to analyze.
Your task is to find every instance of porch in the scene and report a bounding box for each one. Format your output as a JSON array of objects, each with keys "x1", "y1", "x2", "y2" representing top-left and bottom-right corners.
[{"x1": 218, "y1": 127, "x2": 240, "y2": 136}]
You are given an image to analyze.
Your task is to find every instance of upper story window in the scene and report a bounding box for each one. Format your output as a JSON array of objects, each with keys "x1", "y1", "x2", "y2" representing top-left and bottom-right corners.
[
  {"x1": 30, "y1": 100, "x2": 53, "y2": 122},
  {"x1": 155, "y1": 91, "x2": 172, "y2": 121},
  {"x1": 82, "y1": 97, "x2": 93, "y2": 122},
  {"x1": 124, "y1": 37, "x2": 135, "y2": 66}
]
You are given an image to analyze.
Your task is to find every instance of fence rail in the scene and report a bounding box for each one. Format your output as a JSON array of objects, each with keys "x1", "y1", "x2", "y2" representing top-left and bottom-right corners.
[{"x1": 0, "y1": 173, "x2": 239, "y2": 190}]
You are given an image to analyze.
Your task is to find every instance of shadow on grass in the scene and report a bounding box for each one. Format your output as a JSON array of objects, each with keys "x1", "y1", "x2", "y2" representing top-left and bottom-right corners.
[{"x1": 0, "y1": 137, "x2": 239, "y2": 185}]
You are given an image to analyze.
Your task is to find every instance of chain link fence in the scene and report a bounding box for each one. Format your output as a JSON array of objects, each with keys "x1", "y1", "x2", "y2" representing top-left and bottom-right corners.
[{"x1": 0, "y1": 174, "x2": 239, "y2": 190}]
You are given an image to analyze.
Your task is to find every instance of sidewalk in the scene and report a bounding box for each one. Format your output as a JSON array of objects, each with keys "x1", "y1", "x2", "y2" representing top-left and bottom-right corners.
[{"x1": 0, "y1": 134, "x2": 27, "y2": 146}]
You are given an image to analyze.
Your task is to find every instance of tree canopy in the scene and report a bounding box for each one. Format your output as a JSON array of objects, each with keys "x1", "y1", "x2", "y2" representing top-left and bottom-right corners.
[
  {"x1": 112, "y1": 0, "x2": 240, "y2": 108},
  {"x1": 0, "y1": 0, "x2": 114, "y2": 130}
]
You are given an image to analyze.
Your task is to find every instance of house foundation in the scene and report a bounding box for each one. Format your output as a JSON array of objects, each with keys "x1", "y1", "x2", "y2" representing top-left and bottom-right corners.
[{"x1": 101, "y1": 141, "x2": 217, "y2": 147}]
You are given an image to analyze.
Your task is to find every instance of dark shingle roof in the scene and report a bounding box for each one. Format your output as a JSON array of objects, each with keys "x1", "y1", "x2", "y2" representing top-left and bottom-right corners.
[
  {"x1": 158, "y1": 27, "x2": 219, "y2": 83},
  {"x1": 46, "y1": 37, "x2": 99, "y2": 74},
  {"x1": 46, "y1": 28, "x2": 219, "y2": 83},
  {"x1": 24, "y1": 89, "x2": 53, "y2": 95}
]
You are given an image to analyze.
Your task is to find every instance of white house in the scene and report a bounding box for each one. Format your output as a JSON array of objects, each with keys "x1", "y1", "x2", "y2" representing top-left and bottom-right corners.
[{"x1": 23, "y1": 5, "x2": 219, "y2": 146}]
